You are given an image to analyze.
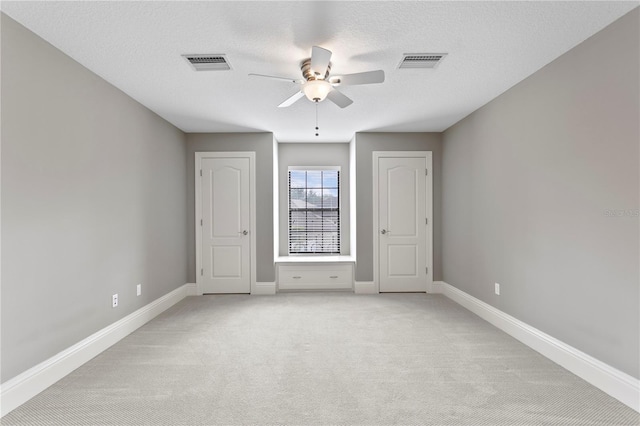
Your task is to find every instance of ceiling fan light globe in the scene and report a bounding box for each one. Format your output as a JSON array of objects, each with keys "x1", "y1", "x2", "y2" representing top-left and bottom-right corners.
[{"x1": 302, "y1": 80, "x2": 332, "y2": 102}]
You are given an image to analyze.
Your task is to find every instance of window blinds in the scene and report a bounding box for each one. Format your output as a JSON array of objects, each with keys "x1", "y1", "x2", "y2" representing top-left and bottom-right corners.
[{"x1": 288, "y1": 170, "x2": 340, "y2": 254}]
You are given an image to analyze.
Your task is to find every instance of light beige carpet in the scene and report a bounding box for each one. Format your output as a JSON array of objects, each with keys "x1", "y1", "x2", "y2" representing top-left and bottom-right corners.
[{"x1": 2, "y1": 293, "x2": 638, "y2": 425}]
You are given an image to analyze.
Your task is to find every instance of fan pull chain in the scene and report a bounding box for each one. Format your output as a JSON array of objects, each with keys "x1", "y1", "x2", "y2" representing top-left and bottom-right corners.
[{"x1": 315, "y1": 101, "x2": 319, "y2": 137}]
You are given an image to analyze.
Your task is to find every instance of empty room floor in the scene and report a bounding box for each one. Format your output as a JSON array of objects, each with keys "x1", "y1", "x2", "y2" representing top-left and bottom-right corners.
[{"x1": 2, "y1": 293, "x2": 638, "y2": 425}]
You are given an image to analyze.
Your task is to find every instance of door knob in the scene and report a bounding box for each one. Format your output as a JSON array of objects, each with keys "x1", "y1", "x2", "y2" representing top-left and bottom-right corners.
[
  {"x1": 381, "y1": 229, "x2": 387, "y2": 235},
  {"x1": 239, "y1": 230, "x2": 248, "y2": 235}
]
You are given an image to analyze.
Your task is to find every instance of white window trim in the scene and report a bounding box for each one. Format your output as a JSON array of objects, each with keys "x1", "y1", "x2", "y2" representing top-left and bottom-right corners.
[{"x1": 288, "y1": 166, "x2": 341, "y2": 171}]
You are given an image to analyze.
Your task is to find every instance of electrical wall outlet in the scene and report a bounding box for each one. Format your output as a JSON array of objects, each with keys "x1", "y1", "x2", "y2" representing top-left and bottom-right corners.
[
  {"x1": 495, "y1": 283, "x2": 500, "y2": 295},
  {"x1": 137, "y1": 284, "x2": 142, "y2": 296},
  {"x1": 112, "y1": 294, "x2": 118, "y2": 308}
]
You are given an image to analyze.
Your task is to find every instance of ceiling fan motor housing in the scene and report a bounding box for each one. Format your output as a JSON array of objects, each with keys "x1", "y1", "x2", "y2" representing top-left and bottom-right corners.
[{"x1": 301, "y1": 59, "x2": 331, "y2": 81}]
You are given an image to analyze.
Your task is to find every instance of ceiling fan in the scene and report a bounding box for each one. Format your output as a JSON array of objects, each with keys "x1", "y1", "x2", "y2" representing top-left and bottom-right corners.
[{"x1": 249, "y1": 46, "x2": 385, "y2": 108}]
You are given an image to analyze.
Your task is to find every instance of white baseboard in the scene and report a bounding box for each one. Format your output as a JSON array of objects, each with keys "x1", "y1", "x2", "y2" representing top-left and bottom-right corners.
[
  {"x1": 429, "y1": 280, "x2": 445, "y2": 294},
  {"x1": 354, "y1": 281, "x2": 377, "y2": 294},
  {"x1": 185, "y1": 283, "x2": 198, "y2": 296},
  {"x1": 0, "y1": 283, "x2": 191, "y2": 417},
  {"x1": 253, "y1": 282, "x2": 276, "y2": 295},
  {"x1": 434, "y1": 281, "x2": 639, "y2": 412}
]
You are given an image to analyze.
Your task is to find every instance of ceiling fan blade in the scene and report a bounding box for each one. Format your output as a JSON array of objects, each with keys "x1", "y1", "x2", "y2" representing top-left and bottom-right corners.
[
  {"x1": 311, "y1": 46, "x2": 332, "y2": 77},
  {"x1": 331, "y1": 70, "x2": 385, "y2": 86},
  {"x1": 249, "y1": 73, "x2": 303, "y2": 84},
  {"x1": 326, "y1": 88, "x2": 353, "y2": 108},
  {"x1": 278, "y1": 91, "x2": 305, "y2": 108}
]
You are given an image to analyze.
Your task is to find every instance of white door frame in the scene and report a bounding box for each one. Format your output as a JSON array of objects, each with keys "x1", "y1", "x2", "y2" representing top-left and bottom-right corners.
[
  {"x1": 195, "y1": 152, "x2": 257, "y2": 295},
  {"x1": 373, "y1": 151, "x2": 433, "y2": 293}
]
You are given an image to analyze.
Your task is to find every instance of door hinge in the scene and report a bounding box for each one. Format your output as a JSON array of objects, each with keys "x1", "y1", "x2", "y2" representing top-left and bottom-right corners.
[
  {"x1": 425, "y1": 169, "x2": 428, "y2": 176},
  {"x1": 200, "y1": 169, "x2": 202, "y2": 177},
  {"x1": 200, "y1": 219, "x2": 203, "y2": 226},
  {"x1": 426, "y1": 218, "x2": 428, "y2": 225},
  {"x1": 201, "y1": 268, "x2": 203, "y2": 276},
  {"x1": 426, "y1": 267, "x2": 429, "y2": 274}
]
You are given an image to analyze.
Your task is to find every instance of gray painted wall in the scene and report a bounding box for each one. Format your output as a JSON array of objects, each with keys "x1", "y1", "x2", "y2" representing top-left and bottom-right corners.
[
  {"x1": 278, "y1": 143, "x2": 350, "y2": 256},
  {"x1": 442, "y1": 8, "x2": 639, "y2": 378},
  {"x1": 1, "y1": 14, "x2": 188, "y2": 382},
  {"x1": 186, "y1": 133, "x2": 275, "y2": 283},
  {"x1": 354, "y1": 133, "x2": 443, "y2": 282}
]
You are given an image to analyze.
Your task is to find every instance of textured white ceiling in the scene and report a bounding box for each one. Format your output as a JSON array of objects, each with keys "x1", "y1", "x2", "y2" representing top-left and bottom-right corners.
[{"x1": 2, "y1": 1, "x2": 637, "y2": 142}]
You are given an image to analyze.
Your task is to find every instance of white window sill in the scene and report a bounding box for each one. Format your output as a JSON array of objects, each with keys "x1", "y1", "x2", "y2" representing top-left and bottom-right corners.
[{"x1": 275, "y1": 255, "x2": 355, "y2": 264}]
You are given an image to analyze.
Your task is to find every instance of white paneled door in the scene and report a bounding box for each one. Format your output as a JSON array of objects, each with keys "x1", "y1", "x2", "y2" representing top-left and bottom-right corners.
[
  {"x1": 377, "y1": 155, "x2": 429, "y2": 292},
  {"x1": 200, "y1": 156, "x2": 251, "y2": 293}
]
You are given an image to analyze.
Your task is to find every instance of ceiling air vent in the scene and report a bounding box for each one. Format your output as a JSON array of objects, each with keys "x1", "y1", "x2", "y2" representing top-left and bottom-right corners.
[
  {"x1": 398, "y1": 53, "x2": 447, "y2": 69},
  {"x1": 182, "y1": 54, "x2": 231, "y2": 71}
]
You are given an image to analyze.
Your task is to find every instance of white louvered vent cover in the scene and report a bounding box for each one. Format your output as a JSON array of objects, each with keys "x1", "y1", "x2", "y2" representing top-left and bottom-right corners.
[
  {"x1": 182, "y1": 54, "x2": 231, "y2": 71},
  {"x1": 398, "y1": 53, "x2": 447, "y2": 69}
]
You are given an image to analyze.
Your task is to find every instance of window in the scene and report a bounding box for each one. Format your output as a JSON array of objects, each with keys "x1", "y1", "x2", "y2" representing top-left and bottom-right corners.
[{"x1": 288, "y1": 168, "x2": 340, "y2": 254}]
